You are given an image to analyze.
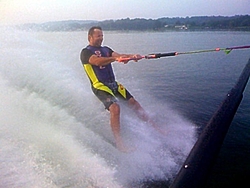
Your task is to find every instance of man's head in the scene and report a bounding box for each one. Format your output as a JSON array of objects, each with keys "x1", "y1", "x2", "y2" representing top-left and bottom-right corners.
[{"x1": 88, "y1": 26, "x2": 103, "y2": 47}]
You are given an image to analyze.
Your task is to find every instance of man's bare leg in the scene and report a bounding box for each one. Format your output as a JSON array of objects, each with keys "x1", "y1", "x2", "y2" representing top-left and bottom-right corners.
[
  {"x1": 109, "y1": 103, "x2": 131, "y2": 152},
  {"x1": 128, "y1": 98, "x2": 168, "y2": 135},
  {"x1": 128, "y1": 97, "x2": 150, "y2": 122}
]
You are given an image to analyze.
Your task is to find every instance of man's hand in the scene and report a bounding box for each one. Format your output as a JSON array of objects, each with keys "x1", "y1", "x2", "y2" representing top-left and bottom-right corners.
[
  {"x1": 131, "y1": 54, "x2": 143, "y2": 62},
  {"x1": 116, "y1": 56, "x2": 130, "y2": 64},
  {"x1": 116, "y1": 54, "x2": 143, "y2": 64}
]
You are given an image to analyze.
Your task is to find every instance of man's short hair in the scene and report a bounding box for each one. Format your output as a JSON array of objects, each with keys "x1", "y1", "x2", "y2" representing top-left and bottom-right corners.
[{"x1": 88, "y1": 26, "x2": 102, "y2": 36}]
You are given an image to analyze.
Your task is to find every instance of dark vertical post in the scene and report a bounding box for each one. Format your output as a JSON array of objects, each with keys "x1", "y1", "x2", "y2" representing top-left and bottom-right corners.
[{"x1": 170, "y1": 58, "x2": 250, "y2": 188}]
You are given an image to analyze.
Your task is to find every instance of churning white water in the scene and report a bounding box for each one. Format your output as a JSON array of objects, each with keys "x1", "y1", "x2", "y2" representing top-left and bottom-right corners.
[{"x1": 0, "y1": 27, "x2": 196, "y2": 187}]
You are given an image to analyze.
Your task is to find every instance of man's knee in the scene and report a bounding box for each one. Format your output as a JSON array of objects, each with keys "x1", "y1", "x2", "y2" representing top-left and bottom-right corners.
[
  {"x1": 128, "y1": 97, "x2": 141, "y2": 110},
  {"x1": 109, "y1": 102, "x2": 120, "y2": 115}
]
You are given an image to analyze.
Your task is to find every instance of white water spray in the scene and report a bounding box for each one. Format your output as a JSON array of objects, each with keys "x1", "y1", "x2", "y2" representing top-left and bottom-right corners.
[{"x1": 0, "y1": 27, "x2": 196, "y2": 187}]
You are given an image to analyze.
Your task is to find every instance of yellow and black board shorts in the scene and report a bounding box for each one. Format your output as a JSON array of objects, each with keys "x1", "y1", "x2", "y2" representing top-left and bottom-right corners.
[{"x1": 92, "y1": 82, "x2": 133, "y2": 110}]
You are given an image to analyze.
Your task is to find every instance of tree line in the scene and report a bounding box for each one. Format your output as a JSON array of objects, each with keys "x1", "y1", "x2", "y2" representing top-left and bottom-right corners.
[
  {"x1": 19, "y1": 15, "x2": 250, "y2": 31},
  {"x1": 96, "y1": 15, "x2": 250, "y2": 31}
]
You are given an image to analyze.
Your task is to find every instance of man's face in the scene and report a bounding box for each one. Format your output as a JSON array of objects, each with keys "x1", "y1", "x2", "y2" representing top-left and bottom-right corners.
[{"x1": 89, "y1": 29, "x2": 103, "y2": 47}]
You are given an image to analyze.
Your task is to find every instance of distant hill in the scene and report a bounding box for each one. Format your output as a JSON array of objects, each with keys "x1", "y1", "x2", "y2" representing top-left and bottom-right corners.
[
  {"x1": 17, "y1": 20, "x2": 97, "y2": 31},
  {"x1": 17, "y1": 15, "x2": 250, "y2": 31}
]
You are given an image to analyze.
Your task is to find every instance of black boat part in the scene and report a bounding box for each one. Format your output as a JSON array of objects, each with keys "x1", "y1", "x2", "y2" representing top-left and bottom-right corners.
[{"x1": 170, "y1": 58, "x2": 250, "y2": 188}]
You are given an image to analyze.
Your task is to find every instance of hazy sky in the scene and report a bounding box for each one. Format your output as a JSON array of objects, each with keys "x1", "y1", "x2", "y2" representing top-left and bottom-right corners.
[{"x1": 1, "y1": 0, "x2": 249, "y2": 25}]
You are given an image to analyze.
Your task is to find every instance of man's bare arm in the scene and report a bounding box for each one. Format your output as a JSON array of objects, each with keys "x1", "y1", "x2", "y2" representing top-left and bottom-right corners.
[
  {"x1": 88, "y1": 52, "x2": 142, "y2": 66},
  {"x1": 112, "y1": 52, "x2": 142, "y2": 63},
  {"x1": 88, "y1": 55, "x2": 117, "y2": 66}
]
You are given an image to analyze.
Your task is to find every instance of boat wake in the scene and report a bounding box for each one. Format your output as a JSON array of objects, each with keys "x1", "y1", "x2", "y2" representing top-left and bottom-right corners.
[{"x1": 0, "y1": 27, "x2": 196, "y2": 187}]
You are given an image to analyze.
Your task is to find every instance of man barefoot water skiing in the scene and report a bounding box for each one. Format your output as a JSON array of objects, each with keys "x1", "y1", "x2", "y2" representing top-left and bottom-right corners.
[{"x1": 80, "y1": 26, "x2": 159, "y2": 152}]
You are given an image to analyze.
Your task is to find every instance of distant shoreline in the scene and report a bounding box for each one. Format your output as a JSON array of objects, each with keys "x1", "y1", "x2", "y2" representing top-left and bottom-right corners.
[{"x1": 14, "y1": 15, "x2": 250, "y2": 32}]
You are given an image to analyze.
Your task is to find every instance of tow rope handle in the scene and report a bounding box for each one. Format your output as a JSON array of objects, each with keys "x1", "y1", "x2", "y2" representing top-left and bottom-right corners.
[{"x1": 117, "y1": 52, "x2": 177, "y2": 62}]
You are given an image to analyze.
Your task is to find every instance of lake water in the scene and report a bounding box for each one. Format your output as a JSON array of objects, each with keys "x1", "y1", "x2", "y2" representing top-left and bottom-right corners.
[{"x1": 0, "y1": 28, "x2": 250, "y2": 187}]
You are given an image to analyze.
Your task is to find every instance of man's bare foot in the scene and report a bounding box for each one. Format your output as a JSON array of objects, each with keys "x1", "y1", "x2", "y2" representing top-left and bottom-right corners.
[
  {"x1": 116, "y1": 142, "x2": 136, "y2": 153},
  {"x1": 151, "y1": 122, "x2": 169, "y2": 136},
  {"x1": 155, "y1": 126, "x2": 169, "y2": 135}
]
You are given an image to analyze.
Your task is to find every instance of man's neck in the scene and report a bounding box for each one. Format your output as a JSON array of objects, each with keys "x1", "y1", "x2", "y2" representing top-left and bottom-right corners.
[{"x1": 89, "y1": 44, "x2": 101, "y2": 48}]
